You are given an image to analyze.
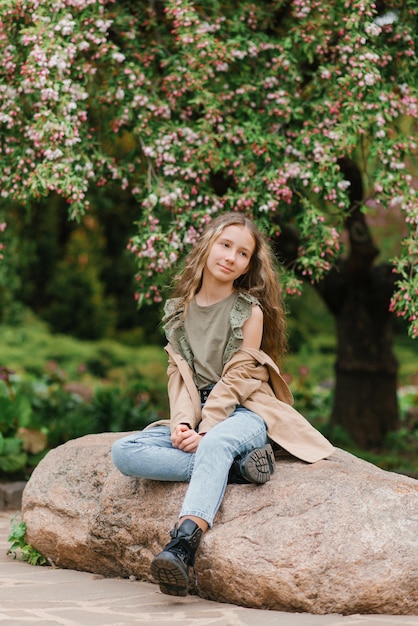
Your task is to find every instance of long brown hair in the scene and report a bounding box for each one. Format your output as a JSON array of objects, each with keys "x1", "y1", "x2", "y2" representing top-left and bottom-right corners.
[{"x1": 171, "y1": 213, "x2": 287, "y2": 362}]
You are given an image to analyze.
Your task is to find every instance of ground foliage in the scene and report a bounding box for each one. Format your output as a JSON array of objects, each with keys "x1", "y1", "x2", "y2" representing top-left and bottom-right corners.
[
  {"x1": 0, "y1": 0, "x2": 417, "y2": 336},
  {"x1": 0, "y1": 309, "x2": 417, "y2": 479},
  {"x1": 0, "y1": 314, "x2": 168, "y2": 478}
]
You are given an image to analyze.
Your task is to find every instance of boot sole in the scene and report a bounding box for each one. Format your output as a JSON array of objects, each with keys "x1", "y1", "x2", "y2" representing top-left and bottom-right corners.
[
  {"x1": 150, "y1": 551, "x2": 189, "y2": 596},
  {"x1": 241, "y1": 444, "x2": 275, "y2": 484}
]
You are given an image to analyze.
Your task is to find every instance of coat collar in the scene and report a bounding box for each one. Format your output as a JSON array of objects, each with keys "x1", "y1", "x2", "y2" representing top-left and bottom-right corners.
[
  {"x1": 222, "y1": 347, "x2": 294, "y2": 405},
  {"x1": 165, "y1": 343, "x2": 293, "y2": 405}
]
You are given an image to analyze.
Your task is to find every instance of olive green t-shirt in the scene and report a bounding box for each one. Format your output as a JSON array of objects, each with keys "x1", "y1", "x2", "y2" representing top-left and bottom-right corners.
[{"x1": 184, "y1": 291, "x2": 238, "y2": 389}]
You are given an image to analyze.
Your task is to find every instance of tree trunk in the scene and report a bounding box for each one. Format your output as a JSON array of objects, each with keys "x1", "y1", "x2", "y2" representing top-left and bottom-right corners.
[
  {"x1": 273, "y1": 157, "x2": 400, "y2": 448},
  {"x1": 324, "y1": 158, "x2": 399, "y2": 447},
  {"x1": 326, "y1": 263, "x2": 399, "y2": 447}
]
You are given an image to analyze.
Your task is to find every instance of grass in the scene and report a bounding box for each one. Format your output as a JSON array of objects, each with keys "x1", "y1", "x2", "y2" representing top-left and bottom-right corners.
[{"x1": 1, "y1": 310, "x2": 168, "y2": 390}]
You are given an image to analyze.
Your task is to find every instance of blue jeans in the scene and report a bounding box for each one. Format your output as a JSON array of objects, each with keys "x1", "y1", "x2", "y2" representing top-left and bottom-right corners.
[{"x1": 111, "y1": 406, "x2": 268, "y2": 527}]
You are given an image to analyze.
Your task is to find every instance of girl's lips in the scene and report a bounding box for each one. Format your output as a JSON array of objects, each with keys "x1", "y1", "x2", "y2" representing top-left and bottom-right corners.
[{"x1": 218, "y1": 264, "x2": 233, "y2": 273}]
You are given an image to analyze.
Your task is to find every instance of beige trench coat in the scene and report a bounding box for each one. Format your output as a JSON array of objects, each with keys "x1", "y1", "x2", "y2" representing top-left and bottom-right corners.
[{"x1": 147, "y1": 344, "x2": 335, "y2": 464}]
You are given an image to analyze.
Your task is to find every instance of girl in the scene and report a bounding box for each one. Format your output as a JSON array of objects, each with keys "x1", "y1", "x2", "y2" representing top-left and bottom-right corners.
[{"x1": 111, "y1": 212, "x2": 334, "y2": 597}]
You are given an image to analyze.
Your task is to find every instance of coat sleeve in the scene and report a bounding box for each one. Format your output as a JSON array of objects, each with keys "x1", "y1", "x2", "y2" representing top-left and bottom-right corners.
[
  {"x1": 166, "y1": 352, "x2": 201, "y2": 432},
  {"x1": 198, "y1": 358, "x2": 269, "y2": 434}
]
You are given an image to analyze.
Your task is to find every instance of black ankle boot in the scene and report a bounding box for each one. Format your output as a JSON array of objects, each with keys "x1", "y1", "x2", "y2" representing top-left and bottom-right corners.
[
  {"x1": 228, "y1": 458, "x2": 252, "y2": 484},
  {"x1": 150, "y1": 519, "x2": 203, "y2": 596},
  {"x1": 228, "y1": 444, "x2": 275, "y2": 485}
]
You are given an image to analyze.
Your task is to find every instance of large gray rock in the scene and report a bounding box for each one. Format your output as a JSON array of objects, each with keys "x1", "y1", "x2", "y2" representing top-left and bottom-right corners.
[{"x1": 22, "y1": 433, "x2": 418, "y2": 615}]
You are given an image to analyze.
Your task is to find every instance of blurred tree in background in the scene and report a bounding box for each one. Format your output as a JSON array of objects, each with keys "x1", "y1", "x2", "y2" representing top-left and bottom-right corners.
[{"x1": 0, "y1": 0, "x2": 417, "y2": 446}]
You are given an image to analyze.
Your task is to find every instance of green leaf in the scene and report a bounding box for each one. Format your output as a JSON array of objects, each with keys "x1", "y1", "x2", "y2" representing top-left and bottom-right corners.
[
  {"x1": 0, "y1": 450, "x2": 27, "y2": 473},
  {"x1": 0, "y1": 396, "x2": 18, "y2": 430},
  {"x1": 7, "y1": 518, "x2": 48, "y2": 566},
  {"x1": 1, "y1": 437, "x2": 23, "y2": 456}
]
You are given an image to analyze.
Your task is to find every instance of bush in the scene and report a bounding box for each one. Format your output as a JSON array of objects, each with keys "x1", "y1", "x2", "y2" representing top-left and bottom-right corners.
[
  {"x1": 32, "y1": 382, "x2": 162, "y2": 450},
  {"x1": 0, "y1": 359, "x2": 167, "y2": 479},
  {"x1": 44, "y1": 265, "x2": 116, "y2": 340}
]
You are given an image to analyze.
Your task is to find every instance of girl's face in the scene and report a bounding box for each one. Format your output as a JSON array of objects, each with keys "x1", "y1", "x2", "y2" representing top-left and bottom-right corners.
[{"x1": 204, "y1": 224, "x2": 255, "y2": 285}]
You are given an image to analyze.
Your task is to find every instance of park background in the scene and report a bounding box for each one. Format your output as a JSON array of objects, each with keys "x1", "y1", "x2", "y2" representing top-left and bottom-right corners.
[{"x1": 0, "y1": 0, "x2": 417, "y2": 481}]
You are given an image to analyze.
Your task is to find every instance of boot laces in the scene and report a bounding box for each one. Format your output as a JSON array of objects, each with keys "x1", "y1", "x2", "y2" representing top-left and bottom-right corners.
[{"x1": 165, "y1": 534, "x2": 197, "y2": 567}]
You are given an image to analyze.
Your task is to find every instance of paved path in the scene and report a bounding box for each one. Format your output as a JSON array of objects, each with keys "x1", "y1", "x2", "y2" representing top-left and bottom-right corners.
[{"x1": 1, "y1": 511, "x2": 417, "y2": 626}]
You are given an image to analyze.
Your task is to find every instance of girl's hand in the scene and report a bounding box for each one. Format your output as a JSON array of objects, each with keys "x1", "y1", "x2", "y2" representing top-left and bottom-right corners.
[{"x1": 171, "y1": 424, "x2": 202, "y2": 453}]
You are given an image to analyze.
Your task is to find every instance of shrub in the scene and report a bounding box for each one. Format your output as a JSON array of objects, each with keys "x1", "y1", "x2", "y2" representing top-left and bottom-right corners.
[{"x1": 0, "y1": 366, "x2": 166, "y2": 479}]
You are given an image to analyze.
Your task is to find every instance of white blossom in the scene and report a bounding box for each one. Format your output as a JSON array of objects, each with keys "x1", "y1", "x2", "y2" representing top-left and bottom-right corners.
[
  {"x1": 374, "y1": 11, "x2": 398, "y2": 26},
  {"x1": 337, "y1": 180, "x2": 351, "y2": 191},
  {"x1": 95, "y1": 19, "x2": 113, "y2": 33},
  {"x1": 112, "y1": 52, "x2": 126, "y2": 63},
  {"x1": 55, "y1": 15, "x2": 76, "y2": 36},
  {"x1": 365, "y1": 23, "x2": 382, "y2": 37},
  {"x1": 44, "y1": 148, "x2": 63, "y2": 160},
  {"x1": 364, "y1": 73, "x2": 377, "y2": 86}
]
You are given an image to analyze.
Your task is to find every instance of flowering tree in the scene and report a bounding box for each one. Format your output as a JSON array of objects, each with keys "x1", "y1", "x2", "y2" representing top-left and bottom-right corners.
[{"x1": 1, "y1": 0, "x2": 417, "y2": 445}]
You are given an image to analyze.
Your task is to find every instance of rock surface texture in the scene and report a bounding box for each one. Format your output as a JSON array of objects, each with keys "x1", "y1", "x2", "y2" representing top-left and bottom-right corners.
[{"x1": 22, "y1": 433, "x2": 418, "y2": 615}]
